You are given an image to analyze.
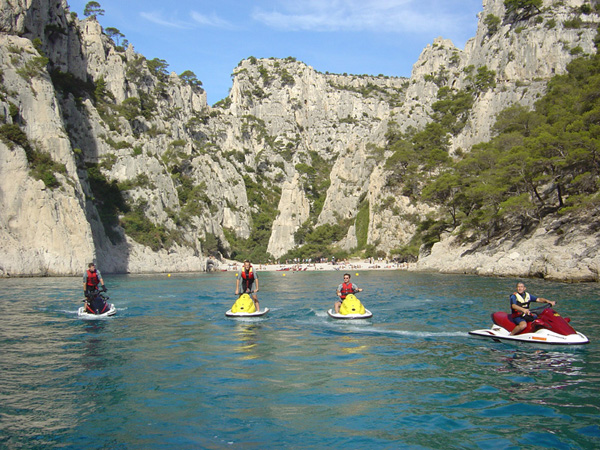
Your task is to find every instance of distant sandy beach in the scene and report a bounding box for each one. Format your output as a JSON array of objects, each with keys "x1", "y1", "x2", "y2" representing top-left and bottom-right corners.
[{"x1": 221, "y1": 259, "x2": 413, "y2": 272}]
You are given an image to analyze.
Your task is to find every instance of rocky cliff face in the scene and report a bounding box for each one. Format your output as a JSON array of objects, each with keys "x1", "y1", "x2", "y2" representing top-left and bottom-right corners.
[{"x1": 0, "y1": 0, "x2": 598, "y2": 280}]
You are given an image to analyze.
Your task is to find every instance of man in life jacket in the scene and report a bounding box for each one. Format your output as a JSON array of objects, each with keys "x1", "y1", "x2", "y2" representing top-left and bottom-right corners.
[
  {"x1": 83, "y1": 262, "x2": 105, "y2": 297},
  {"x1": 235, "y1": 259, "x2": 260, "y2": 311},
  {"x1": 509, "y1": 281, "x2": 555, "y2": 335},
  {"x1": 83, "y1": 262, "x2": 108, "y2": 314},
  {"x1": 335, "y1": 273, "x2": 363, "y2": 313}
]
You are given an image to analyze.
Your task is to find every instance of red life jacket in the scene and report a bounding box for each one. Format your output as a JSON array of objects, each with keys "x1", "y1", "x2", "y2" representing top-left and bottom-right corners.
[
  {"x1": 86, "y1": 269, "x2": 99, "y2": 287},
  {"x1": 340, "y1": 282, "x2": 355, "y2": 299},
  {"x1": 240, "y1": 266, "x2": 254, "y2": 280}
]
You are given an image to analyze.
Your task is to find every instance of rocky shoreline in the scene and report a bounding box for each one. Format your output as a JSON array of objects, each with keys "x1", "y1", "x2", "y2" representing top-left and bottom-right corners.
[{"x1": 414, "y1": 222, "x2": 600, "y2": 283}]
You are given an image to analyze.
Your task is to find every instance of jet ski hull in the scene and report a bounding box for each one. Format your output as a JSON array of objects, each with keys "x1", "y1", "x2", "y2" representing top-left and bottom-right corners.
[
  {"x1": 77, "y1": 304, "x2": 116, "y2": 319},
  {"x1": 226, "y1": 307, "x2": 270, "y2": 318},
  {"x1": 469, "y1": 326, "x2": 589, "y2": 345},
  {"x1": 327, "y1": 308, "x2": 373, "y2": 320}
]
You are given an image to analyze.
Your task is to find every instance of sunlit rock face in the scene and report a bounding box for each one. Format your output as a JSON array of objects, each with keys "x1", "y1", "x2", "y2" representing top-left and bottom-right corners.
[{"x1": 0, "y1": 0, "x2": 598, "y2": 279}]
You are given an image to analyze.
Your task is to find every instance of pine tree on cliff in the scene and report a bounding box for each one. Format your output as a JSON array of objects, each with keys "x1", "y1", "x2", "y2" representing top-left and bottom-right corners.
[{"x1": 84, "y1": 1, "x2": 105, "y2": 19}]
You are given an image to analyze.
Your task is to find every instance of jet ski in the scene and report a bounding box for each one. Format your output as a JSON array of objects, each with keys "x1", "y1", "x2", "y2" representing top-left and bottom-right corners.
[
  {"x1": 327, "y1": 294, "x2": 373, "y2": 319},
  {"x1": 469, "y1": 304, "x2": 589, "y2": 345},
  {"x1": 78, "y1": 289, "x2": 116, "y2": 319},
  {"x1": 226, "y1": 293, "x2": 269, "y2": 318}
]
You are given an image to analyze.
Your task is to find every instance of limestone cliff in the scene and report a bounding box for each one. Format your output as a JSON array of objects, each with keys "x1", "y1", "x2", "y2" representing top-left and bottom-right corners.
[{"x1": 0, "y1": 0, "x2": 598, "y2": 280}]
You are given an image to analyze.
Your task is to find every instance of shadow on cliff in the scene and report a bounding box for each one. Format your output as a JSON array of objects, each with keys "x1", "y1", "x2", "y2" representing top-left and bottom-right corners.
[{"x1": 41, "y1": 15, "x2": 131, "y2": 274}]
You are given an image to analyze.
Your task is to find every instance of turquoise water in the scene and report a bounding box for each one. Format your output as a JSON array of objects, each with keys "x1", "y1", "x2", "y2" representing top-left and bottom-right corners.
[{"x1": 1, "y1": 271, "x2": 599, "y2": 449}]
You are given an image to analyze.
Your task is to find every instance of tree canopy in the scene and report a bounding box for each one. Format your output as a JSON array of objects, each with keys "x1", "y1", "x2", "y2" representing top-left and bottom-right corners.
[
  {"x1": 179, "y1": 70, "x2": 202, "y2": 88},
  {"x1": 105, "y1": 27, "x2": 124, "y2": 46},
  {"x1": 503, "y1": 0, "x2": 543, "y2": 22},
  {"x1": 84, "y1": 1, "x2": 104, "y2": 18}
]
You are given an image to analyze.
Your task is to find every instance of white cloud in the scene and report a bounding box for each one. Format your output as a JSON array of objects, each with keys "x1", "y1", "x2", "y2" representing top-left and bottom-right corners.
[
  {"x1": 140, "y1": 10, "x2": 235, "y2": 30},
  {"x1": 252, "y1": 0, "x2": 469, "y2": 34},
  {"x1": 140, "y1": 11, "x2": 192, "y2": 29},
  {"x1": 191, "y1": 11, "x2": 236, "y2": 29}
]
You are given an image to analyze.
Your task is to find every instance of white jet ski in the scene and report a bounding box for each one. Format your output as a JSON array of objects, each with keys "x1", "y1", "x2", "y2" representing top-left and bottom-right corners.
[
  {"x1": 327, "y1": 294, "x2": 373, "y2": 320},
  {"x1": 78, "y1": 289, "x2": 117, "y2": 319},
  {"x1": 469, "y1": 305, "x2": 589, "y2": 345},
  {"x1": 78, "y1": 304, "x2": 117, "y2": 318},
  {"x1": 226, "y1": 293, "x2": 269, "y2": 318}
]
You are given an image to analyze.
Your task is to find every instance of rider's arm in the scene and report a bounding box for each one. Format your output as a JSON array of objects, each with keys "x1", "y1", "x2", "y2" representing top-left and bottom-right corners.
[
  {"x1": 510, "y1": 295, "x2": 530, "y2": 314},
  {"x1": 90, "y1": 269, "x2": 105, "y2": 291},
  {"x1": 512, "y1": 303, "x2": 530, "y2": 314},
  {"x1": 254, "y1": 278, "x2": 259, "y2": 292},
  {"x1": 235, "y1": 277, "x2": 240, "y2": 294},
  {"x1": 537, "y1": 297, "x2": 556, "y2": 306},
  {"x1": 512, "y1": 304, "x2": 529, "y2": 313}
]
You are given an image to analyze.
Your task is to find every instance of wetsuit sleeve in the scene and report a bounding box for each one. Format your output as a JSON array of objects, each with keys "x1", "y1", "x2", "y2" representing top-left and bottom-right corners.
[
  {"x1": 529, "y1": 294, "x2": 538, "y2": 302},
  {"x1": 83, "y1": 271, "x2": 87, "y2": 283},
  {"x1": 337, "y1": 284, "x2": 342, "y2": 292},
  {"x1": 509, "y1": 294, "x2": 517, "y2": 309}
]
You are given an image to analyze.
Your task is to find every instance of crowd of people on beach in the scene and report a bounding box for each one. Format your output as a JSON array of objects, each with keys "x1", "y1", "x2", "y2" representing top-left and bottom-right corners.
[{"x1": 224, "y1": 257, "x2": 412, "y2": 272}]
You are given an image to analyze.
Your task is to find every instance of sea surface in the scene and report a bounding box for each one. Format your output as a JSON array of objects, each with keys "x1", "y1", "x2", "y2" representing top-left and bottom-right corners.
[{"x1": 1, "y1": 270, "x2": 599, "y2": 449}]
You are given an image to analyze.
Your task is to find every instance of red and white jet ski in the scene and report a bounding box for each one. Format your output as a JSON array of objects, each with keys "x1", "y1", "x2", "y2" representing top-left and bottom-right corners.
[{"x1": 469, "y1": 304, "x2": 589, "y2": 345}]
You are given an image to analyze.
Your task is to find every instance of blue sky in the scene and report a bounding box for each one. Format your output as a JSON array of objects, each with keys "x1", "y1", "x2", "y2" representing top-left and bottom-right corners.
[{"x1": 66, "y1": 0, "x2": 484, "y2": 105}]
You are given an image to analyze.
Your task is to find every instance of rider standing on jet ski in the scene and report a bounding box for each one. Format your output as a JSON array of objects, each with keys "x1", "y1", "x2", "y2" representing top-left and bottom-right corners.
[
  {"x1": 235, "y1": 259, "x2": 260, "y2": 311},
  {"x1": 509, "y1": 282, "x2": 555, "y2": 335},
  {"x1": 334, "y1": 273, "x2": 363, "y2": 314},
  {"x1": 83, "y1": 262, "x2": 108, "y2": 313}
]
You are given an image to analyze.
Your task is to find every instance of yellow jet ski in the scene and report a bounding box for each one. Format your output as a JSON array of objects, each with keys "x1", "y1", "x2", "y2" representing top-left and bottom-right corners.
[
  {"x1": 327, "y1": 294, "x2": 372, "y2": 319},
  {"x1": 225, "y1": 293, "x2": 269, "y2": 318}
]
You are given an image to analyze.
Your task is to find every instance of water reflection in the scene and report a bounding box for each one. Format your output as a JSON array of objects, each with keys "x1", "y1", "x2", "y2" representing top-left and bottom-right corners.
[
  {"x1": 233, "y1": 322, "x2": 263, "y2": 359},
  {"x1": 492, "y1": 349, "x2": 591, "y2": 408},
  {"x1": 497, "y1": 350, "x2": 584, "y2": 377},
  {"x1": 0, "y1": 299, "x2": 84, "y2": 445},
  {"x1": 80, "y1": 321, "x2": 112, "y2": 370}
]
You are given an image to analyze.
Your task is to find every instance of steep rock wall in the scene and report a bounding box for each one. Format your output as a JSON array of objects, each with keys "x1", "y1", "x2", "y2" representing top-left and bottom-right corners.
[{"x1": 0, "y1": 0, "x2": 598, "y2": 280}]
